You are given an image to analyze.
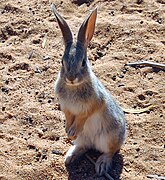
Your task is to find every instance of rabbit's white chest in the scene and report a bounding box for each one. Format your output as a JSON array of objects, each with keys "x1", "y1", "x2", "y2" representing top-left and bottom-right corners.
[
  {"x1": 76, "y1": 112, "x2": 110, "y2": 153},
  {"x1": 59, "y1": 98, "x2": 90, "y2": 115}
]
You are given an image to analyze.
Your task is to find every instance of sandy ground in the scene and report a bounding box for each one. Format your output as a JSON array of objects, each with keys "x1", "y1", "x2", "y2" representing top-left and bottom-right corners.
[{"x1": 0, "y1": 0, "x2": 165, "y2": 179}]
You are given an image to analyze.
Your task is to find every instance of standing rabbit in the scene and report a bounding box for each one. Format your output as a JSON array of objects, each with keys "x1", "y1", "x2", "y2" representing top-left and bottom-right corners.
[{"x1": 51, "y1": 4, "x2": 126, "y2": 176}]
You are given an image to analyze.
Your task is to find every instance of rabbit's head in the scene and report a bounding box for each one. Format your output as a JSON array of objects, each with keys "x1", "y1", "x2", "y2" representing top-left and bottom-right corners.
[{"x1": 51, "y1": 4, "x2": 97, "y2": 86}]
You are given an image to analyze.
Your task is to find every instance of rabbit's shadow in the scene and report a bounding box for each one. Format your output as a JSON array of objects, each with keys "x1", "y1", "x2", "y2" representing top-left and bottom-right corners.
[{"x1": 66, "y1": 150, "x2": 124, "y2": 180}]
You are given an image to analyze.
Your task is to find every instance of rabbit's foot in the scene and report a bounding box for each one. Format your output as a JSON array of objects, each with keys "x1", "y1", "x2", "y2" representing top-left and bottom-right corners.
[
  {"x1": 65, "y1": 145, "x2": 86, "y2": 165},
  {"x1": 95, "y1": 153, "x2": 113, "y2": 176}
]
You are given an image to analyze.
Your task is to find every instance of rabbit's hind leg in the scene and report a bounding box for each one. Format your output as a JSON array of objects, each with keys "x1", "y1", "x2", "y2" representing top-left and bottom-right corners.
[
  {"x1": 64, "y1": 145, "x2": 86, "y2": 165},
  {"x1": 95, "y1": 139, "x2": 121, "y2": 176},
  {"x1": 95, "y1": 138, "x2": 121, "y2": 176},
  {"x1": 95, "y1": 152, "x2": 114, "y2": 176}
]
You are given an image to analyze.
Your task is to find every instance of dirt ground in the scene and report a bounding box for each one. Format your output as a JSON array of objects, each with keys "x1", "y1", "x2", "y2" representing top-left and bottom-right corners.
[{"x1": 0, "y1": 0, "x2": 165, "y2": 179}]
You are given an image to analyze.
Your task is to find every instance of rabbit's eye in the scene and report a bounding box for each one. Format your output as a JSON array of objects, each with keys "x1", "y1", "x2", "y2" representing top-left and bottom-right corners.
[{"x1": 81, "y1": 59, "x2": 86, "y2": 67}]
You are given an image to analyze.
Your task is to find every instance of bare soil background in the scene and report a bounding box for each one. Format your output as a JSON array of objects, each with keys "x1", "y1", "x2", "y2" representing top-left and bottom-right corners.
[{"x1": 0, "y1": 0, "x2": 165, "y2": 179}]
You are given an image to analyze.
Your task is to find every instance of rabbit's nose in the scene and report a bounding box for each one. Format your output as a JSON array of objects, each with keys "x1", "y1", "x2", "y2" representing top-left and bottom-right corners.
[{"x1": 66, "y1": 74, "x2": 76, "y2": 82}]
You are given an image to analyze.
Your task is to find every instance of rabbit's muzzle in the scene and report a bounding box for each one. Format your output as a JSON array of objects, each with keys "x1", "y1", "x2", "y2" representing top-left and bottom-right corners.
[
  {"x1": 65, "y1": 73, "x2": 83, "y2": 86},
  {"x1": 66, "y1": 77, "x2": 79, "y2": 85}
]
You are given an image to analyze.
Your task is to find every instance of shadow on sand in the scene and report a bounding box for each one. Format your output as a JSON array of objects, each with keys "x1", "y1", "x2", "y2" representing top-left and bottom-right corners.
[{"x1": 66, "y1": 150, "x2": 124, "y2": 180}]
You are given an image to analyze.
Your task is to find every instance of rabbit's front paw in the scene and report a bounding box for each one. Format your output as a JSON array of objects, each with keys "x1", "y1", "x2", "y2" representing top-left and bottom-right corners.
[
  {"x1": 65, "y1": 145, "x2": 86, "y2": 165},
  {"x1": 67, "y1": 123, "x2": 77, "y2": 138},
  {"x1": 65, "y1": 146, "x2": 76, "y2": 165},
  {"x1": 95, "y1": 153, "x2": 112, "y2": 176}
]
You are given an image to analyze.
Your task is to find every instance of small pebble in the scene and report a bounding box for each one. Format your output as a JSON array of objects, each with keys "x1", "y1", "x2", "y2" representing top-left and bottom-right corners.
[
  {"x1": 119, "y1": 74, "x2": 124, "y2": 78},
  {"x1": 112, "y1": 75, "x2": 116, "y2": 81},
  {"x1": 121, "y1": 68, "x2": 128, "y2": 74},
  {"x1": 38, "y1": 99, "x2": 42, "y2": 103},
  {"x1": 43, "y1": 55, "x2": 50, "y2": 60},
  {"x1": 7, "y1": 112, "x2": 14, "y2": 119},
  {"x1": 48, "y1": 99, "x2": 51, "y2": 103},
  {"x1": 42, "y1": 153, "x2": 47, "y2": 160},
  {"x1": 147, "y1": 74, "x2": 153, "y2": 80},
  {"x1": 27, "y1": 144, "x2": 36, "y2": 149},
  {"x1": 36, "y1": 152, "x2": 42, "y2": 161},
  {"x1": 5, "y1": 80, "x2": 9, "y2": 85},
  {"x1": 28, "y1": 50, "x2": 34, "y2": 59},
  {"x1": 36, "y1": 128, "x2": 44, "y2": 137},
  {"x1": 135, "y1": 154, "x2": 139, "y2": 158},
  {"x1": 52, "y1": 150, "x2": 63, "y2": 155},
  {"x1": 35, "y1": 67, "x2": 42, "y2": 73},
  {"x1": 42, "y1": 127, "x2": 48, "y2": 132},
  {"x1": 25, "y1": 117, "x2": 33, "y2": 125},
  {"x1": 138, "y1": 94, "x2": 145, "y2": 101},
  {"x1": 118, "y1": 84, "x2": 125, "y2": 87},
  {"x1": 96, "y1": 50, "x2": 104, "y2": 57},
  {"x1": 137, "y1": 0, "x2": 143, "y2": 4},
  {"x1": 1, "y1": 87, "x2": 9, "y2": 93},
  {"x1": 136, "y1": 148, "x2": 140, "y2": 152}
]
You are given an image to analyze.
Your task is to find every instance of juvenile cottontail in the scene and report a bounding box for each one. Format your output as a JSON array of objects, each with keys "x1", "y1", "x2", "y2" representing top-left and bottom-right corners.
[{"x1": 51, "y1": 4, "x2": 126, "y2": 176}]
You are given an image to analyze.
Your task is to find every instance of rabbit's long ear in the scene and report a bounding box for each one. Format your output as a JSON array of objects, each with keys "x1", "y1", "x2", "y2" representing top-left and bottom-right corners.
[
  {"x1": 77, "y1": 8, "x2": 97, "y2": 47},
  {"x1": 51, "y1": 4, "x2": 73, "y2": 45}
]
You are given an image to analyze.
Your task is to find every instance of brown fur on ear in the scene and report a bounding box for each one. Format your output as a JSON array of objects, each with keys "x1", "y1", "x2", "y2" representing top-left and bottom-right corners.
[
  {"x1": 77, "y1": 8, "x2": 97, "y2": 47},
  {"x1": 85, "y1": 9, "x2": 97, "y2": 45}
]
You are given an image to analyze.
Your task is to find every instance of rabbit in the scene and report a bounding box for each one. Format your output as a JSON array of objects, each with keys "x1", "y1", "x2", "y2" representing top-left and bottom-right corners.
[{"x1": 51, "y1": 4, "x2": 126, "y2": 176}]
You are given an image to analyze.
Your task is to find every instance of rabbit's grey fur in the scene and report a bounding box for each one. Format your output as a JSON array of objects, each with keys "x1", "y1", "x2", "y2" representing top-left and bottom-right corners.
[{"x1": 51, "y1": 4, "x2": 126, "y2": 176}]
